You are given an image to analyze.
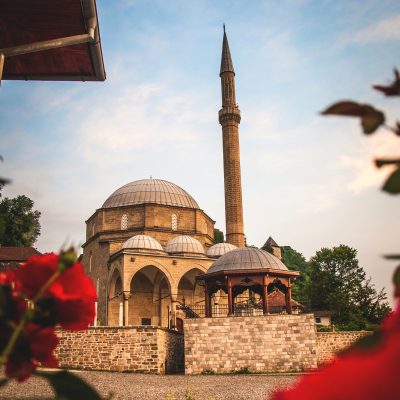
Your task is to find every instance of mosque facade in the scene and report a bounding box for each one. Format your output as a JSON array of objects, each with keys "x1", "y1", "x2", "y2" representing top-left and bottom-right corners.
[{"x1": 82, "y1": 29, "x2": 294, "y2": 329}]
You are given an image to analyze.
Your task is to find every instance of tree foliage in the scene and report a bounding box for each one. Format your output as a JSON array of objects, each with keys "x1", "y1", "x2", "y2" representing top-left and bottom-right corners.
[
  {"x1": 306, "y1": 245, "x2": 390, "y2": 330},
  {"x1": 281, "y1": 246, "x2": 310, "y2": 304},
  {"x1": 213, "y1": 228, "x2": 224, "y2": 244},
  {"x1": 0, "y1": 195, "x2": 41, "y2": 247}
]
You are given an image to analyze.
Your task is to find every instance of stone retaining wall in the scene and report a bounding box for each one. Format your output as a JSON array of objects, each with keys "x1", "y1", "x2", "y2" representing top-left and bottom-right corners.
[
  {"x1": 184, "y1": 314, "x2": 317, "y2": 374},
  {"x1": 55, "y1": 326, "x2": 184, "y2": 374},
  {"x1": 316, "y1": 331, "x2": 372, "y2": 365}
]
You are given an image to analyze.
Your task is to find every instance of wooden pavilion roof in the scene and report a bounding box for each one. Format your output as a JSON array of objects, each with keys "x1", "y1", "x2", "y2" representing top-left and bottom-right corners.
[{"x1": 0, "y1": 0, "x2": 105, "y2": 81}]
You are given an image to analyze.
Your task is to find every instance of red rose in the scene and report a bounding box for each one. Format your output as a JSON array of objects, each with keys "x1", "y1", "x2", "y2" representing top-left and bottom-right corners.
[
  {"x1": 14, "y1": 253, "x2": 97, "y2": 330},
  {"x1": 270, "y1": 304, "x2": 400, "y2": 400},
  {"x1": 4, "y1": 324, "x2": 58, "y2": 382},
  {"x1": 49, "y1": 262, "x2": 97, "y2": 330}
]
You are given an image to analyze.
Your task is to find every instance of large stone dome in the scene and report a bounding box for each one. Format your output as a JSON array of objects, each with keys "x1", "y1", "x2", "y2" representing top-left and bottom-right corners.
[
  {"x1": 103, "y1": 179, "x2": 199, "y2": 209},
  {"x1": 206, "y1": 242, "x2": 237, "y2": 258},
  {"x1": 207, "y1": 247, "x2": 288, "y2": 274},
  {"x1": 165, "y1": 235, "x2": 204, "y2": 256},
  {"x1": 122, "y1": 235, "x2": 165, "y2": 254}
]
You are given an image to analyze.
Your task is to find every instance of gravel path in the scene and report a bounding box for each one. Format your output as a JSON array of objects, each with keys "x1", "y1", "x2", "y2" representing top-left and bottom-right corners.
[{"x1": 0, "y1": 370, "x2": 299, "y2": 400}]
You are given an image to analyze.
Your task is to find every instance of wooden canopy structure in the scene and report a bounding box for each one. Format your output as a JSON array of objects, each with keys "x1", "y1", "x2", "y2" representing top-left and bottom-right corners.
[
  {"x1": 0, "y1": 0, "x2": 106, "y2": 82},
  {"x1": 197, "y1": 267, "x2": 300, "y2": 317}
]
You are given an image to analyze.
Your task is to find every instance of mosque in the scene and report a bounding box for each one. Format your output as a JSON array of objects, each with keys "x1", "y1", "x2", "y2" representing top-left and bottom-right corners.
[{"x1": 82, "y1": 28, "x2": 299, "y2": 329}]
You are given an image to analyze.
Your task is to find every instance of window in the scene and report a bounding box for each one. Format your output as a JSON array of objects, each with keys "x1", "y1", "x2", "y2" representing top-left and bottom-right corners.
[
  {"x1": 89, "y1": 253, "x2": 92, "y2": 273},
  {"x1": 171, "y1": 214, "x2": 178, "y2": 231},
  {"x1": 315, "y1": 317, "x2": 321, "y2": 324},
  {"x1": 96, "y1": 278, "x2": 100, "y2": 295},
  {"x1": 121, "y1": 214, "x2": 128, "y2": 230},
  {"x1": 141, "y1": 318, "x2": 151, "y2": 326}
]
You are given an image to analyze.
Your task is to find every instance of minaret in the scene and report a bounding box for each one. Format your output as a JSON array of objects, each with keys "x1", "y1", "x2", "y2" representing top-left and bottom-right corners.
[{"x1": 219, "y1": 26, "x2": 245, "y2": 248}]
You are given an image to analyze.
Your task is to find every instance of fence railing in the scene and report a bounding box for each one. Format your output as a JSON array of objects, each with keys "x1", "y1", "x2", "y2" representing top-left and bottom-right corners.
[{"x1": 178, "y1": 302, "x2": 295, "y2": 319}]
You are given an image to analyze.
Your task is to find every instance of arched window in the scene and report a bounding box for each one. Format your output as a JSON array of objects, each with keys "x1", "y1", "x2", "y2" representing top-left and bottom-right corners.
[
  {"x1": 121, "y1": 214, "x2": 128, "y2": 230},
  {"x1": 89, "y1": 253, "x2": 93, "y2": 273},
  {"x1": 171, "y1": 214, "x2": 178, "y2": 231}
]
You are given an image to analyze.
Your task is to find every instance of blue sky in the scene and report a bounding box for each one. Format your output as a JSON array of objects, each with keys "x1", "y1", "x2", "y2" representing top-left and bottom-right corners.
[{"x1": 1, "y1": 0, "x2": 399, "y2": 302}]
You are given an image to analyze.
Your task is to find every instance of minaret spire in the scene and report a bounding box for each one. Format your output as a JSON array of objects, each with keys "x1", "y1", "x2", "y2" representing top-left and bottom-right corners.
[{"x1": 218, "y1": 27, "x2": 245, "y2": 248}]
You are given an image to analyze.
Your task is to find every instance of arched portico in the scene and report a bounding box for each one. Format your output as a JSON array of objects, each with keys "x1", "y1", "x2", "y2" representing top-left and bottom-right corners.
[
  {"x1": 127, "y1": 265, "x2": 172, "y2": 327},
  {"x1": 176, "y1": 267, "x2": 206, "y2": 320}
]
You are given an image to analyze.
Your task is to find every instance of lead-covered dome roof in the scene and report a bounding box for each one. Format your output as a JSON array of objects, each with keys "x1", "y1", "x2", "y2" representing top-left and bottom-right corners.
[
  {"x1": 103, "y1": 179, "x2": 199, "y2": 209},
  {"x1": 165, "y1": 235, "x2": 204, "y2": 256},
  {"x1": 122, "y1": 235, "x2": 165, "y2": 254},
  {"x1": 206, "y1": 243, "x2": 237, "y2": 258},
  {"x1": 207, "y1": 247, "x2": 288, "y2": 274}
]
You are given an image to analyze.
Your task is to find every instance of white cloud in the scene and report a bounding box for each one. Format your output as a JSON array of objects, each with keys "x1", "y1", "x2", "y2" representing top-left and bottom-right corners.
[
  {"x1": 340, "y1": 133, "x2": 400, "y2": 194},
  {"x1": 345, "y1": 14, "x2": 400, "y2": 45}
]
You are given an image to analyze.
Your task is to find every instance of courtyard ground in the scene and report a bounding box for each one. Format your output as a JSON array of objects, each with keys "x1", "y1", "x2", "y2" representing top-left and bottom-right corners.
[{"x1": 0, "y1": 370, "x2": 299, "y2": 400}]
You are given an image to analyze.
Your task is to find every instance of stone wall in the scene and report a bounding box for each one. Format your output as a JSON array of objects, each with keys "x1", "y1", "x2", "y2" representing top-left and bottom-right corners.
[
  {"x1": 184, "y1": 314, "x2": 317, "y2": 374},
  {"x1": 316, "y1": 331, "x2": 372, "y2": 365},
  {"x1": 56, "y1": 326, "x2": 183, "y2": 374}
]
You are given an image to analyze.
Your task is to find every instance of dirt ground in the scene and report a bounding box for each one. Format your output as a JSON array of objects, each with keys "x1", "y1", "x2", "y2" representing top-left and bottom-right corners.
[{"x1": 0, "y1": 370, "x2": 299, "y2": 400}]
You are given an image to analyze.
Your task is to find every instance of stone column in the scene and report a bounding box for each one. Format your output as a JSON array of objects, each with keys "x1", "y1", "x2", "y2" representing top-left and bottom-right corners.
[
  {"x1": 94, "y1": 301, "x2": 98, "y2": 326},
  {"x1": 119, "y1": 302, "x2": 123, "y2": 326},
  {"x1": 170, "y1": 293, "x2": 179, "y2": 330},
  {"x1": 123, "y1": 291, "x2": 131, "y2": 326}
]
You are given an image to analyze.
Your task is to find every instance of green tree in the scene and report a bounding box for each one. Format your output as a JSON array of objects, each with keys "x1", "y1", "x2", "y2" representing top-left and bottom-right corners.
[
  {"x1": 307, "y1": 245, "x2": 390, "y2": 330},
  {"x1": 0, "y1": 195, "x2": 41, "y2": 246},
  {"x1": 213, "y1": 228, "x2": 224, "y2": 244},
  {"x1": 281, "y1": 246, "x2": 310, "y2": 304}
]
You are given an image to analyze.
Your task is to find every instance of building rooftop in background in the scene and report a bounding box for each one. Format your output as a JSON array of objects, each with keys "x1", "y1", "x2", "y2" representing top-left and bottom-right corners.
[{"x1": 0, "y1": 246, "x2": 42, "y2": 262}]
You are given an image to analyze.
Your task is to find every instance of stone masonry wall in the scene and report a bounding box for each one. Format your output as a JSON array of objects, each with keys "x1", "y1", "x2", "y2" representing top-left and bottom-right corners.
[
  {"x1": 316, "y1": 331, "x2": 372, "y2": 365},
  {"x1": 184, "y1": 314, "x2": 317, "y2": 374},
  {"x1": 56, "y1": 326, "x2": 183, "y2": 374}
]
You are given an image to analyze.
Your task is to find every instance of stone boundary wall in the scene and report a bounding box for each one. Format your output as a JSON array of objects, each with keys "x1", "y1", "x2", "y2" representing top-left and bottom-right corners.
[
  {"x1": 184, "y1": 314, "x2": 317, "y2": 374},
  {"x1": 55, "y1": 326, "x2": 184, "y2": 374},
  {"x1": 316, "y1": 331, "x2": 372, "y2": 365}
]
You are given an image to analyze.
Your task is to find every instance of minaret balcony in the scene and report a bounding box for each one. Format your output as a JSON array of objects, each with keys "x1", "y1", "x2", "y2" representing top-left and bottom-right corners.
[{"x1": 218, "y1": 106, "x2": 241, "y2": 124}]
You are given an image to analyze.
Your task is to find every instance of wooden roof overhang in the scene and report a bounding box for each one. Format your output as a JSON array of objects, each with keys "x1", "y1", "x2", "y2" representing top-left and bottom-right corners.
[
  {"x1": 197, "y1": 268, "x2": 300, "y2": 282},
  {"x1": 0, "y1": 0, "x2": 105, "y2": 82}
]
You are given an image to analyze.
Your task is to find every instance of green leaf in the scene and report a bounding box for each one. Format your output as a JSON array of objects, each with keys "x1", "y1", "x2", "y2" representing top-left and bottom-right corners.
[
  {"x1": 382, "y1": 166, "x2": 400, "y2": 194},
  {"x1": 35, "y1": 370, "x2": 102, "y2": 400},
  {"x1": 321, "y1": 101, "x2": 385, "y2": 134},
  {"x1": 0, "y1": 378, "x2": 9, "y2": 388}
]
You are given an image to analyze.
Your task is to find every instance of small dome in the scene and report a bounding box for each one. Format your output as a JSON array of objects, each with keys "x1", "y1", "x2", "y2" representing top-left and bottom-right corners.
[
  {"x1": 122, "y1": 235, "x2": 165, "y2": 254},
  {"x1": 165, "y1": 235, "x2": 204, "y2": 256},
  {"x1": 207, "y1": 247, "x2": 288, "y2": 274},
  {"x1": 206, "y1": 243, "x2": 237, "y2": 258},
  {"x1": 103, "y1": 179, "x2": 199, "y2": 209}
]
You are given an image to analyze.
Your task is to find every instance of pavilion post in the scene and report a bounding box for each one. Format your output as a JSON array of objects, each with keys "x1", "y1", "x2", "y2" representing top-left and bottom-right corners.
[
  {"x1": 262, "y1": 275, "x2": 269, "y2": 315},
  {"x1": 285, "y1": 283, "x2": 293, "y2": 315},
  {"x1": 204, "y1": 282, "x2": 212, "y2": 318},
  {"x1": 227, "y1": 277, "x2": 234, "y2": 316}
]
